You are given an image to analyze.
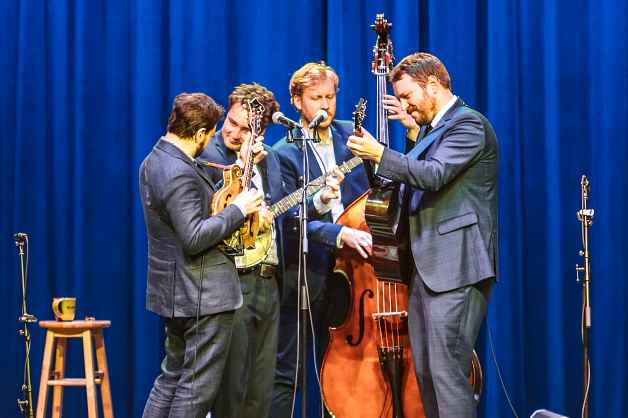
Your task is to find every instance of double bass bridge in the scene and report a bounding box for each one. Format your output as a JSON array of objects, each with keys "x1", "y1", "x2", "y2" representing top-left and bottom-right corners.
[{"x1": 371, "y1": 311, "x2": 408, "y2": 320}]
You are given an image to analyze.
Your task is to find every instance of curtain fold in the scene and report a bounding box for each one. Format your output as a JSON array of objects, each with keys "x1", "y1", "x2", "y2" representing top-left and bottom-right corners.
[{"x1": 1, "y1": 1, "x2": 626, "y2": 416}]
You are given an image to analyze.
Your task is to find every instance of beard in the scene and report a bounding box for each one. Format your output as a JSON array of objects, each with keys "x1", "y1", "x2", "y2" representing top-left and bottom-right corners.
[{"x1": 408, "y1": 96, "x2": 437, "y2": 126}]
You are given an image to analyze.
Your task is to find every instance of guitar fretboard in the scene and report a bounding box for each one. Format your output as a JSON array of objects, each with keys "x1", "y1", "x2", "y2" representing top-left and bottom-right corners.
[{"x1": 270, "y1": 156, "x2": 363, "y2": 218}]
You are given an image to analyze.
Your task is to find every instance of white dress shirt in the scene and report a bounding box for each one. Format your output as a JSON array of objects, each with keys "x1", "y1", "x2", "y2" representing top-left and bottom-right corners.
[{"x1": 431, "y1": 95, "x2": 458, "y2": 129}]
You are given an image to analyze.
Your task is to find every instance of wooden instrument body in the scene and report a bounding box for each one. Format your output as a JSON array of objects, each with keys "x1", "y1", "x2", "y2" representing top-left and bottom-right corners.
[
  {"x1": 321, "y1": 192, "x2": 424, "y2": 418},
  {"x1": 321, "y1": 192, "x2": 484, "y2": 417},
  {"x1": 320, "y1": 14, "x2": 482, "y2": 416},
  {"x1": 210, "y1": 98, "x2": 265, "y2": 252},
  {"x1": 365, "y1": 183, "x2": 409, "y2": 283},
  {"x1": 210, "y1": 163, "x2": 260, "y2": 250},
  {"x1": 235, "y1": 226, "x2": 273, "y2": 269}
]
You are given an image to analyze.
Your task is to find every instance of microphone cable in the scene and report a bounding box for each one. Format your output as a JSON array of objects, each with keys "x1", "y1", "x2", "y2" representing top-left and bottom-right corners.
[{"x1": 486, "y1": 312, "x2": 520, "y2": 418}]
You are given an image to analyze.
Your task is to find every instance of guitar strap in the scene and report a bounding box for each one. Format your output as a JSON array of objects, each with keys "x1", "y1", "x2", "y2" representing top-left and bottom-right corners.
[
  {"x1": 406, "y1": 132, "x2": 438, "y2": 161},
  {"x1": 197, "y1": 159, "x2": 234, "y2": 171}
]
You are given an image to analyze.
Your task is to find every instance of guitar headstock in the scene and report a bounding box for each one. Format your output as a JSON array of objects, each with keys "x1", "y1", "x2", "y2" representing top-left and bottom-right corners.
[
  {"x1": 371, "y1": 13, "x2": 394, "y2": 75},
  {"x1": 246, "y1": 97, "x2": 265, "y2": 137},
  {"x1": 353, "y1": 98, "x2": 367, "y2": 135}
]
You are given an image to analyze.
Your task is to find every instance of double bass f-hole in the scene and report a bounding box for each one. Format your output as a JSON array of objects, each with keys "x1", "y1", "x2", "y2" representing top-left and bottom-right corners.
[{"x1": 346, "y1": 288, "x2": 374, "y2": 346}]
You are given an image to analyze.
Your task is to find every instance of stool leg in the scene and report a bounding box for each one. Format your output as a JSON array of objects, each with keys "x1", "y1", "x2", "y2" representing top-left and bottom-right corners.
[
  {"x1": 36, "y1": 331, "x2": 55, "y2": 418},
  {"x1": 94, "y1": 329, "x2": 114, "y2": 418},
  {"x1": 51, "y1": 338, "x2": 66, "y2": 418},
  {"x1": 82, "y1": 331, "x2": 98, "y2": 418}
]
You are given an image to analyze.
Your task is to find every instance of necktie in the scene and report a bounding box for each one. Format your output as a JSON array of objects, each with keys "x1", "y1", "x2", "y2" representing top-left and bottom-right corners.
[{"x1": 424, "y1": 124, "x2": 433, "y2": 136}]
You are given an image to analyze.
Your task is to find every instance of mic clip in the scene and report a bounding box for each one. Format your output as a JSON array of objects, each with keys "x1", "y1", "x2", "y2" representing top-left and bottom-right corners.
[{"x1": 13, "y1": 233, "x2": 27, "y2": 244}]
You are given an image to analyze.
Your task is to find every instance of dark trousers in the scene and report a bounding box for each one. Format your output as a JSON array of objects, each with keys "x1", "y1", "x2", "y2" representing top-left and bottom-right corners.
[
  {"x1": 212, "y1": 271, "x2": 280, "y2": 418},
  {"x1": 270, "y1": 274, "x2": 348, "y2": 418},
  {"x1": 408, "y1": 271, "x2": 492, "y2": 418},
  {"x1": 142, "y1": 311, "x2": 235, "y2": 418}
]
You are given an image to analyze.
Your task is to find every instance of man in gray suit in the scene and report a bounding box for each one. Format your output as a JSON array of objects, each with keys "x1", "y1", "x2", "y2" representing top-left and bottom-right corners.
[
  {"x1": 347, "y1": 52, "x2": 498, "y2": 418},
  {"x1": 139, "y1": 92, "x2": 266, "y2": 418}
]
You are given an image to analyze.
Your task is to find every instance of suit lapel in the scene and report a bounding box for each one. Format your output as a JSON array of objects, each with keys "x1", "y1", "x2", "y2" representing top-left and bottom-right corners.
[
  {"x1": 433, "y1": 97, "x2": 465, "y2": 131},
  {"x1": 331, "y1": 124, "x2": 351, "y2": 164},
  {"x1": 330, "y1": 123, "x2": 358, "y2": 207},
  {"x1": 257, "y1": 150, "x2": 274, "y2": 204},
  {"x1": 304, "y1": 141, "x2": 323, "y2": 180},
  {"x1": 408, "y1": 98, "x2": 466, "y2": 160},
  {"x1": 426, "y1": 98, "x2": 466, "y2": 159}
]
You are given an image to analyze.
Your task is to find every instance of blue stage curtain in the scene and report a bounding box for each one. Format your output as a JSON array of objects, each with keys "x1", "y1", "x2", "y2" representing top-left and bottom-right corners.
[{"x1": 1, "y1": 1, "x2": 626, "y2": 417}]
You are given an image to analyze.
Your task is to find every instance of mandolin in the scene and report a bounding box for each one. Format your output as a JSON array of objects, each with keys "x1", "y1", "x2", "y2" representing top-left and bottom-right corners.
[{"x1": 211, "y1": 97, "x2": 265, "y2": 254}]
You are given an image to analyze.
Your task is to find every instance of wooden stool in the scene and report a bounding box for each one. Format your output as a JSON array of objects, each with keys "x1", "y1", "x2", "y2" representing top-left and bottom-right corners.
[{"x1": 36, "y1": 319, "x2": 113, "y2": 418}]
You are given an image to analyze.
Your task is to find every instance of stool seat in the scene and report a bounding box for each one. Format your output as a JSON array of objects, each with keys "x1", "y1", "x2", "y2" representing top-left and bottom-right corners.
[
  {"x1": 36, "y1": 318, "x2": 113, "y2": 418},
  {"x1": 39, "y1": 320, "x2": 111, "y2": 330}
]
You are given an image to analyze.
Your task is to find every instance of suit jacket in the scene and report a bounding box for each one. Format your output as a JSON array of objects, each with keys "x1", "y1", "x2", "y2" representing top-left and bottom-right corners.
[
  {"x1": 199, "y1": 132, "x2": 290, "y2": 296},
  {"x1": 377, "y1": 98, "x2": 498, "y2": 292},
  {"x1": 139, "y1": 138, "x2": 245, "y2": 318},
  {"x1": 274, "y1": 120, "x2": 370, "y2": 299}
]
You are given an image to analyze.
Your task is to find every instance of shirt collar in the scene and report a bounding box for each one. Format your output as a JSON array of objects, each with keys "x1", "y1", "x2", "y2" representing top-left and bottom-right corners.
[
  {"x1": 431, "y1": 95, "x2": 458, "y2": 128},
  {"x1": 313, "y1": 127, "x2": 333, "y2": 146}
]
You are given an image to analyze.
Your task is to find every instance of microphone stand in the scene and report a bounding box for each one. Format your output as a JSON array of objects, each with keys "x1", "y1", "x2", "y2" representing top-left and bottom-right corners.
[
  {"x1": 575, "y1": 175, "x2": 593, "y2": 418},
  {"x1": 286, "y1": 122, "x2": 321, "y2": 418},
  {"x1": 15, "y1": 233, "x2": 36, "y2": 418}
]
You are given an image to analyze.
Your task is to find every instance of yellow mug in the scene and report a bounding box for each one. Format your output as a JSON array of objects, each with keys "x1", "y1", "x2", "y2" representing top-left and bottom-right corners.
[{"x1": 52, "y1": 297, "x2": 76, "y2": 321}]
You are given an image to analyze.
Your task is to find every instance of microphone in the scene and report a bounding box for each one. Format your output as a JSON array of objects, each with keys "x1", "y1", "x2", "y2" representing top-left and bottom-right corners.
[
  {"x1": 272, "y1": 112, "x2": 301, "y2": 129},
  {"x1": 308, "y1": 110, "x2": 328, "y2": 129}
]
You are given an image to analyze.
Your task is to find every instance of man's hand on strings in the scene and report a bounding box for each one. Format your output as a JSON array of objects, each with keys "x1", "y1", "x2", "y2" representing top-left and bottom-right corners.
[
  {"x1": 340, "y1": 228, "x2": 373, "y2": 259},
  {"x1": 347, "y1": 130, "x2": 384, "y2": 163},
  {"x1": 240, "y1": 135, "x2": 268, "y2": 165},
  {"x1": 320, "y1": 167, "x2": 344, "y2": 204},
  {"x1": 258, "y1": 204, "x2": 273, "y2": 232},
  {"x1": 231, "y1": 188, "x2": 264, "y2": 216}
]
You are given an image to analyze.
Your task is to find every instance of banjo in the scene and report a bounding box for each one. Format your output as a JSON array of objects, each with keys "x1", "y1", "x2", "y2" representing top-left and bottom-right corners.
[{"x1": 236, "y1": 100, "x2": 366, "y2": 269}]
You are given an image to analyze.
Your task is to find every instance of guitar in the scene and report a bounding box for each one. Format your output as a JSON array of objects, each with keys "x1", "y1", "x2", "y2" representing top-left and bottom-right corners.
[
  {"x1": 235, "y1": 99, "x2": 367, "y2": 268},
  {"x1": 211, "y1": 97, "x2": 265, "y2": 254}
]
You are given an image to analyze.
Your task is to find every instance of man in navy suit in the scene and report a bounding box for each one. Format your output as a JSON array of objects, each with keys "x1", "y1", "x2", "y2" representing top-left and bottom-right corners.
[
  {"x1": 201, "y1": 83, "x2": 340, "y2": 418},
  {"x1": 270, "y1": 62, "x2": 372, "y2": 418},
  {"x1": 348, "y1": 52, "x2": 498, "y2": 418},
  {"x1": 139, "y1": 93, "x2": 264, "y2": 418}
]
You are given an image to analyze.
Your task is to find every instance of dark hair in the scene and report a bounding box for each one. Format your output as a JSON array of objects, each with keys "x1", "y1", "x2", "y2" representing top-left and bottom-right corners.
[
  {"x1": 167, "y1": 92, "x2": 224, "y2": 138},
  {"x1": 228, "y1": 83, "x2": 279, "y2": 132},
  {"x1": 389, "y1": 52, "x2": 451, "y2": 90}
]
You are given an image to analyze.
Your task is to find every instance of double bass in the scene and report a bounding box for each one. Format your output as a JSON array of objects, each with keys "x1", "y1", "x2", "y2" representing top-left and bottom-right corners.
[{"x1": 320, "y1": 14, "x2": 483, "y2": 418}]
